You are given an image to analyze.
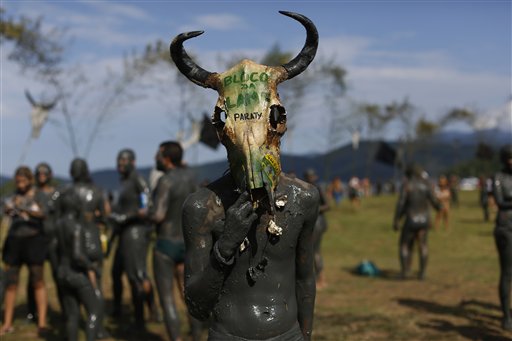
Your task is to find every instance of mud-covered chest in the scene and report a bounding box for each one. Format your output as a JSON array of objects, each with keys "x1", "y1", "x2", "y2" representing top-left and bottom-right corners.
[
  {"x1": 117, "y1": 181, "x2": 142, "y2": 209},
  {"x1": 211, "y1": 208, "x2": 304, "y2": 256}
]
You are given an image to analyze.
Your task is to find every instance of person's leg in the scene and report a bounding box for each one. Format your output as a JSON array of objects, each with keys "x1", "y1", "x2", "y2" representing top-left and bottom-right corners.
[
  {"x1": 143, "y1": 277, "x2": 160, "y2": 322},
  {"x1": 434, "y1": 211, "x2": 441, "y2": 231},
  {"x1": 399, "y1": 228, "x2": 414, "y2": 278},
  {"x1": 76, "y1": 277, "x2": 102, "y2": 341},
  {"x1": 62, "y1": 286, "x2": 80, "y2": 341},
  {"x1": 142, "y1": 232, "x2": 159, "y2": 322},
  {"x1": 154, "y1": 250, "x2": 182, "y2": 341},
  {"x1": 312, "y1": 219, "x2": 327, "y2": 289},
  {"x1": 417, "y1": 229, "x2": 429, "y2": 280},
  {"x1": 483, "y1": 204, "x2": 489, "y2": 221},
  {"x1": 174, "y1": 262, "x2": 203, "y2": 341},
  {"x1": 1, "y1": 265, "x2": 20, "y2": 333},
  {"x1": 124, "y1": 226, "x2": 150, "y2": 327},
  {"x1": 47, "y1": 236, "x2": 64, "y2": 312},
  {"x1": 29, "y1": 264, "x2": 48, "y2": 329},
  {"x1": 92, "y1": 263, "x2": 110, "y2": 339},
  {"x1": 444, "y1": 209, "x2": 450, "y2": 230},
  {"x1": 111, "y1": 244, "x2": 124, "y2": 317},
  {"x1": 495, "y1": 228, "x2": 512, "y2": 330},
  {"x1": 26, "y1": 277, "x2": 37, "y2": 322},
  {"x1": 0, "y1": 268, "x2": 5, "y2": 309}
]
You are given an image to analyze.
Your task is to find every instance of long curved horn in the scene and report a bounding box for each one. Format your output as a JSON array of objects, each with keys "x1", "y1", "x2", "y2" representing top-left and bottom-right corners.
[
  {"x1": 279, "y1": 11, "x2": 319, "y2": 80},
  {"x1": 170, "y1": 31, "x2": 217, "y2": 89}
]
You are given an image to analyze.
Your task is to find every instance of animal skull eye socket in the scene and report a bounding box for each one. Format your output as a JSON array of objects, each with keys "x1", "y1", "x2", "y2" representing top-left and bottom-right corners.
[
  {"x1": 213, "y1": 107, "x2": 226, "y2": 130},
  {"x1": 269, "y1": 105, "x2": 286, "y2": 130}
]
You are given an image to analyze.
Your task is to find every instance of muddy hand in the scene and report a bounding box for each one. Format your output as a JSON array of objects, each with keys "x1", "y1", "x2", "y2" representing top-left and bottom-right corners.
[{"x1": 217, "y1": 192, "x2": 257, "y2": 259}]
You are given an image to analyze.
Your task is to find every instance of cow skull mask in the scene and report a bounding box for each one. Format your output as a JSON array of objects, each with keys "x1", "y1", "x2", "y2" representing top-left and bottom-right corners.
[{"x1": 171, "y1": 11, "x2": 318, "y2": 203}]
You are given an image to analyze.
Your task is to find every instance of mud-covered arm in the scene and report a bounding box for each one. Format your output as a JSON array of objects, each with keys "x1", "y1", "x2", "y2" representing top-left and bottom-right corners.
[
  {"x1": 182, "y1": 190, "x2": 229, "y2": 321},
  {"x1": 296, "y1": 188, "x2": 319, "y2": 341},
  {"x1": 182, "y1": 190, "x2": 256, "y2": 320},
  {"x1": 318, "y1": 187, "x2": 330, "y2": 214},
  {"x1": 148, "y1": 177, "x2": 170, "y2": 224},
  {"x1": 393, "y1": 182, "x2": 407, "y2": 229},
  {"x1": 71, "y1": 223, "x2": 94, "y2": 271},
  {"x1": 493, "y1": 174, "x2": 512, "y2": 209}
]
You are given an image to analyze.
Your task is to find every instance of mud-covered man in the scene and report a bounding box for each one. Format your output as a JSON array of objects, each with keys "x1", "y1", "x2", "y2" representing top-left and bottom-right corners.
[
  {"x1": 69, "y1": 158, "x2": 110, "y2": 338},
  {"x1": 393, "y1": 164, "x2": 441, "y2": 280},
  {"x1": 55, "y1": 188, "x2": 102, "y2": 341},
  {"x1": 171, "y1": 11, "x2": 319, "y2": 340},
  {"x1": 493, "y1": 145, "x2": 512, "y2": 331},
  {"x1": 110, "y1": 149, "x2": 157, "y2": 327},
  {"x1": 149, "y1": 141, "x2": 202, "y2": 341}
]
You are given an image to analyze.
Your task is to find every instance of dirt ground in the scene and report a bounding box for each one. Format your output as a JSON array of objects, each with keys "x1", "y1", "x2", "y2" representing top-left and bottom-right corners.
[{"x1": 1, "y1": 190, "x2": 510, "y2": 340}]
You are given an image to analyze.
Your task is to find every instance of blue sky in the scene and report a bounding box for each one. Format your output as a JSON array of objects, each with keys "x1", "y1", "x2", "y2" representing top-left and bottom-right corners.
[{"x1": 2, "y1": 1, "x2": 511, "y2": 177}]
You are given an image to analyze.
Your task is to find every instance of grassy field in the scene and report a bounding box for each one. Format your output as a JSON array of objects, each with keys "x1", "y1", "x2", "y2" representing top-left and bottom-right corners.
[{"x1": 1, "y1": 190, "x2": 510, "y2": 340}]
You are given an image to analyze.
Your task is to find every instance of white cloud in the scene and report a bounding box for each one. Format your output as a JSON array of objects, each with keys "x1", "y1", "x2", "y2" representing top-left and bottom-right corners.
[
  {"x1": 71, "y1": 25, "x2": 158, "y2": 47},
  {"x1": 474, "y1": 100, "x2": 512, "y2": 130},
  {"x1": 8, "y1": 1, "x2": 155, "y2": 49},
  {"x1": 83, "y1": 1, "x2": 151, "y2": 21},
  {"x1": 179, "y1": 13, "x2": 244, "y2": 32},
  {"x1": 314, "y1": 32, "x2": 510, "y2": 124},
  {"x1": 318, "y1": 35, "x2": 372, "y2": 64}
]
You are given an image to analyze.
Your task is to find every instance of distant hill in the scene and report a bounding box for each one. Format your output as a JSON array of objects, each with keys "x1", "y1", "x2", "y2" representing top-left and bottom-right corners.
[
  {"x1": 89, "y1": 129, "x2": 507, "y2": 191},
  {"x1": 431, "y1": 128, "x2": 511, "y2": 145},
  {"x1": 2, "y1": 129, "x2": 510, "y2": 192}
]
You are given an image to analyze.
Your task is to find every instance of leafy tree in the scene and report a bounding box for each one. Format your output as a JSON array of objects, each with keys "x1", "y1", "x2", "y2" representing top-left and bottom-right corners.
[
  {"x1": 260, "y1": 43, "x2": 292, "y2": 66},
  {"x1": 134, "y1": 39, "x2": 208, "y2": 143},
  {"x1": 441, "y1": 108, "x2": 476, "y2": 127},
  {"x1": 47, "y1": 53, "x2": 155, "y2": 158},
  {"x1": 415, "y1": 118, "x2": 439, "y2": 139},
  {"x1": 0, "y1": 7, "x2": 63, "y2": 76},
  {"x1": 3, "y1": 8, "x2": 172, "y2": 159}
]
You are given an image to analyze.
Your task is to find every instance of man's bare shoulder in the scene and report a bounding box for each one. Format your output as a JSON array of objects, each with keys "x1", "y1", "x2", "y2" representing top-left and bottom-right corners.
[
  {"x1": 279, "y1": 173, "x2": 320, "y2": 207},
  {"x1": 183, "y1": 186, "x2": 216, "y2": 212},
  {"x1": 183, "y1": 174, "x2": 233, "y2": 217}
]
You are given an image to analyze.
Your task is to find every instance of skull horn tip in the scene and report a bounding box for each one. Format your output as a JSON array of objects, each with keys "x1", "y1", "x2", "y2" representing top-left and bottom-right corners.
[
  {"x1": 170, "y1": 30, "x2": 215, "y2": 89},
  {"x1": 278, "y1": 11, "x2": 319, "y2": 80}
]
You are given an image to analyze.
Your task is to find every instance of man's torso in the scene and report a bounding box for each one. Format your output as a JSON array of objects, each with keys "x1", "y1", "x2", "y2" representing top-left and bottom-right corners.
[{"x1": 202, "y1": 174, "x2": 315, "y2": 338}]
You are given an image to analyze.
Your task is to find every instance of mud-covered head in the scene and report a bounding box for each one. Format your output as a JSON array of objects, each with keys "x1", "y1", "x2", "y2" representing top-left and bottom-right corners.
[
  {"x1": 70, "y1": 158, "x2": 91, "y2": 184},
  {"x1": 35, "y1": 162, "x2": 52, "y2": 187},
  {"x1": 170, "y1": 11, "x2": 318, "y2": 198},
  {"x1": 117, "y1": 148, "x2": 136, "y2": 177},
  {"x1": 405, "y1": 163, "x2": 423, "y2": 179},
  {"x1": 213, "y1": 60, "x2": 287, "y2": 194}
]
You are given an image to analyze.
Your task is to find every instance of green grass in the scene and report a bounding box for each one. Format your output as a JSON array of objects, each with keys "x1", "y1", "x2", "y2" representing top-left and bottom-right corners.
[{"x1": 1, "y1": 190, "x2": 510, "y2": 340}]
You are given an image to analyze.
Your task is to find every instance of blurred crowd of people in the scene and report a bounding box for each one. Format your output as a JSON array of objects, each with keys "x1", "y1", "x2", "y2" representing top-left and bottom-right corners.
[
  {"x1": 0, "y1": 142, "x2": 205, "y2": 340},
  {"x1": 2, "y1": 146, "x2": 511, "y2": 338}
]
